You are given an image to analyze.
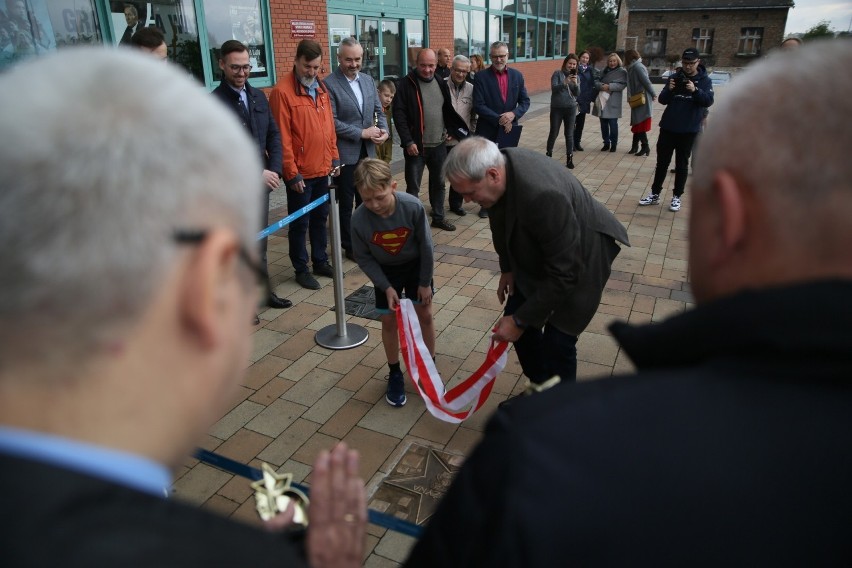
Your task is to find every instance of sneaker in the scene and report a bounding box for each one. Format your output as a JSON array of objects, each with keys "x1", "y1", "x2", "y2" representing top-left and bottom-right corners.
[
  {"x1": 386, "y1": 370, "x2": 407, "y2": 407},
  {"x1": 313, "y1": 263, "x2": 334, "y2": 278},
  {"x1": 638, "y1": 193, "x2": 660, "y2": 206},
  {"x1": 669, "y1": 196, "x2": 681, "y2": 212},
  {"x1": 295, "y1": 271, "x2": 321, "y2": 290},
  {"x1": 430, "y1": 218, "x2": 456, "y2": 231}
]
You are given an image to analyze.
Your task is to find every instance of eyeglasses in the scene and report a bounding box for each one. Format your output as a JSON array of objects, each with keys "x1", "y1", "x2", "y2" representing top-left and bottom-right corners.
[
  {"x1": 681, "y1": 60, "x2": 698, "y2": 66},
  {"x1": 173, "y1": 229, "x2": 270, "y2": 309},
  {"x1": 229, "y1": 64, "x2": 253, "y2": 73},
  {"x1": 490, "y1": 52, "x2": 508, "y2": 60}
]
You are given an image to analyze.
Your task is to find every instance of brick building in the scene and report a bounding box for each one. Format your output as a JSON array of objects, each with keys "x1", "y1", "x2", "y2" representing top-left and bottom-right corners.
[
  {"x1": 3, "y1": 0, "x2": 580, "y2": 94},
  {"x1": 616, "y1": 0, "x2": 792, "y2": 76}
]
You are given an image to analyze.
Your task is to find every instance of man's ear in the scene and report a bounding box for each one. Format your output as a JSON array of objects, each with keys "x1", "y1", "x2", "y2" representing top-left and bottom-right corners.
[
  {"x1": 711, "y1": 170, "x2": 748, "y2": 263},
  {"x1": 178, "y1": 230, "x2": 240, "y2": 350}
]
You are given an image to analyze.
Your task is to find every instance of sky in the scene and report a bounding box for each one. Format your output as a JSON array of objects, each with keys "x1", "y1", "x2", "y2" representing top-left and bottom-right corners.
[{"x1": 785, "y1": 0, "x2": 852, "y2": 35}]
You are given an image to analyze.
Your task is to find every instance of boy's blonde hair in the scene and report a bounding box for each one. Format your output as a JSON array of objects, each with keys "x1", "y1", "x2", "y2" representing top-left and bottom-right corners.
[{"x1": 354, "y1": 158, "x2": 393, "y2": 194}]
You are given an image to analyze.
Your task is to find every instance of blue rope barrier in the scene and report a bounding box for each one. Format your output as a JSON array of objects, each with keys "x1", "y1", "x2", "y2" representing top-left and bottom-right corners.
[
  {"x1": 257, "y1": 193, "x2": 330, "y2": 241},
  {"x1": 194, "y1": 448, "x2": 424, "y2": 538}
]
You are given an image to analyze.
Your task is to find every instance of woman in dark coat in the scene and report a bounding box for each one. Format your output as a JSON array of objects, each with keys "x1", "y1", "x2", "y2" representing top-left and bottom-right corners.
[{"x1": 573, "y1": 50, "x2": 597, "y2": 151}]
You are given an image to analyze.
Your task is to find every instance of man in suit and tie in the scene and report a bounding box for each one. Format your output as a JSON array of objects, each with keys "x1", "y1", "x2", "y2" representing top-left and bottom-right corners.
[
  {"x1": 443, "y1": 137, "x2": 629, "y2": 388},
  {"x1": 325, "y1": 36, "x2": 389, "y2": 260},
  {"x1": 213, "y1": 40, "x2": 292, "y2": 318},
  {"x1": 118, "y1": 3, "x2": 144, "y2": 45},
  {"x1": 472, "y1": 41, "x2": 530, "y2": 218},
  {"x1": 0, "y1": 47, "x2": 367, "y2": 567}
]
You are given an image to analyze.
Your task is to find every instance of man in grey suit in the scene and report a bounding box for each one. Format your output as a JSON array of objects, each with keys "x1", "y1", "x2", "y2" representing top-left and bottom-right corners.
[
  {"x1": 443, "y1": 137, "x2": 629, "y2": 387},
  {"x1": 325, "y1": 37, "x2": 389, "y2": 260}
]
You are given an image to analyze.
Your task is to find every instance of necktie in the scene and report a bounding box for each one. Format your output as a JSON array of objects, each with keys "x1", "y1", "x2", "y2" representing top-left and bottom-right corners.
[{"x1": 237, "y1": 96, "x2": 249, "y2": 124}]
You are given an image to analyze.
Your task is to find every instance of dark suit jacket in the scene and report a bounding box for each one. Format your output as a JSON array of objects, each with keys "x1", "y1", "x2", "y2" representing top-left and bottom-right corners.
[
  {"x1": 212, "y1": 81, "x2": 283, "y2": 175},
  {"x1": 489, "y1": 148, "x2": 629, "y2": 336},
  {"x1": 324, "y1": 68, "x2": 388, "y2": 166},
  {"x1": 472, "y1": 67, "x2": 530, "y2": 142},
  {"x1": 404, "y1": 281, "x2": 852, "y2": 567},
  {"x1": 119, "y1": 22, "x2": 144, "y2": 45},
  {"x1": 1, "y1": 454, "x2": 307, "y2": 567}
]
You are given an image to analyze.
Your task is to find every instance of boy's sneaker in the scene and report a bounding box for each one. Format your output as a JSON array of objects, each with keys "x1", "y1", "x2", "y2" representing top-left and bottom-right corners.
[
  {"x1": 638, "y1": 193, "x2": 660, "y2": 206},
  {"x1": 669, "y1": 196, "x2": 681, "y2": 212},
  {"x1": 386, "y1": 370, "x2": 407, "y2": 407}
]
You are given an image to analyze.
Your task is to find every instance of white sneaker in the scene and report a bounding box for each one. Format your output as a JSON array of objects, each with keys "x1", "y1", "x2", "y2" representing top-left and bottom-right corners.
[
  {"x1": 669, "y1": 196, "x2": 681, "y2": 212},
  {"x1": 639, "y1": 193, "x2": 660, "y2": 206}
]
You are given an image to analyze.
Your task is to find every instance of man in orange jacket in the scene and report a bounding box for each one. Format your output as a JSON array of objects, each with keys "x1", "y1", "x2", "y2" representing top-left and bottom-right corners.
[{"x1": 270, "y1": 40, "x2": 341, "y2": 290}]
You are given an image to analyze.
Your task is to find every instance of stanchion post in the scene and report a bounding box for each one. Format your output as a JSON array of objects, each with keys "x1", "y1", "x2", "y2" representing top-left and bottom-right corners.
[{"x1": 315, "y1": 180, "x2": 369, "y2": 350}]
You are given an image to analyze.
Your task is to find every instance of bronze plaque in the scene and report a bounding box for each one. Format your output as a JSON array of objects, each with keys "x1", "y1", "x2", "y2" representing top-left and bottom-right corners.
[{"x1": 369, "y1": 444, "x2": 464, "y2": 526}]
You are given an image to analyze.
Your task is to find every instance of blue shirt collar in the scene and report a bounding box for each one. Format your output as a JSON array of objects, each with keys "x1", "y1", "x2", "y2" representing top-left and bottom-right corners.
[{"x1": 0, "y1": 426, "x2": 172, "y2": 497}]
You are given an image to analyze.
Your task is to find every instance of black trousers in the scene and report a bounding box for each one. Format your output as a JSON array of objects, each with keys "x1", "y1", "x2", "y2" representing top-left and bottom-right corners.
[
  {"x1": 574, "y1": 111, "x2": 587, "y2": 146},
  {"x1": 546, "y1": 106, "x2": 576, "y2": 156},
  {"x1": 404, "y1": 142, "x2": 448, "y2": 221},
  {"x1": 651, "y1": 129, "x2": 697, "y2": 197}
]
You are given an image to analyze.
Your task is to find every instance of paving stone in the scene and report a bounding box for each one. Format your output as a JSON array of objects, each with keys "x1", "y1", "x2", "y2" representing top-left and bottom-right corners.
[
  {"x1": 214, "y1": 428, "x2": 273, "y2": 465},
  {"x1": 248, "y1": 377, "x2": 295, "y2": 406},
  {"x1": 341, "y1": 427, "x2": 402, "y2": 483},
  {"x1": 302, "y1": 387, "x2": 353, "y2": 424},
  {"x1": 249, "y1": 328, "x2": 290, "y2": 363},
  {"x1": 242, "y1": 355, "x2": 292, "y2": 390},
  {"x1": 172, "y1": 463, "x2": 232, "y2": 506},
  {"x1": 277, "y1": 351, "x2": 328, "y2": 382},
  {"x1": 374, "y1": 530, "x2": 418, "y2": 564},
  {"x1": 257, "y1": 418, "x2": 321, "y2": 465},
  {"x1": 209, "y1": 400, "x2": 265, "y2": 440},
  {"x1": 246, "y1": 398, "x2": 308, "y2": 437},
  {"x1": 577, "y1": 331, "x2": 621, "y2": 367},
  {"x1": 358, "y1": 391, "x2": 426, "y2": 438},
  {"x1": 319, "y1": 398, "x2": 373, "y2": 438}
]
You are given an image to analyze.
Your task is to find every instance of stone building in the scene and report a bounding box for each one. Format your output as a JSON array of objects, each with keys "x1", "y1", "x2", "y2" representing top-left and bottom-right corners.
[{"x1": 616, "y1": 0, "x2": 793, "y2": 75}]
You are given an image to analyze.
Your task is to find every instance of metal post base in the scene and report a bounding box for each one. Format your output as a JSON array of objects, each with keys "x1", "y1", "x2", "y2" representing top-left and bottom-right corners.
[{"x1": 315, "y1": 323, "x2": 369, "y2": 350}]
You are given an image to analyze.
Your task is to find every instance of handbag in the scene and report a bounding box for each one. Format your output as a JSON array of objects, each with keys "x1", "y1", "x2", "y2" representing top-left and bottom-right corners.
[
  {"x1": 593, "y1": 91, "x2": 610, "y2": 117},
  {"x1": 628, "y1": 91, "x2": 646, "y2": 109}
]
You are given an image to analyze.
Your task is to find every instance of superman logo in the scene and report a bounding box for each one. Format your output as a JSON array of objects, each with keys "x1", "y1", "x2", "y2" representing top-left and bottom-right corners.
[{"x1": 371, "y1": 227, "x2": 411, "y2": 255}]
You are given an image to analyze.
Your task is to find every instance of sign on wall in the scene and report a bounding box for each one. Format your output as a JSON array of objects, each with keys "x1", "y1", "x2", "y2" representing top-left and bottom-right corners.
[{"x1": 290, "y1": 20, "x2": 315, "y2": 38}]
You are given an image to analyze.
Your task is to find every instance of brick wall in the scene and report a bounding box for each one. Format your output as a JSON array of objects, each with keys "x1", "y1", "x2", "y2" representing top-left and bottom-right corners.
[
  {"x1": 269, "y1": 0, "x2": 331, "y2": 77},
  {"x1": 622, "y1": 8, "x2": 789, "y2": 73},
  {"x1": 429, "y1": 0, "x2": 455, "y2": 53}
]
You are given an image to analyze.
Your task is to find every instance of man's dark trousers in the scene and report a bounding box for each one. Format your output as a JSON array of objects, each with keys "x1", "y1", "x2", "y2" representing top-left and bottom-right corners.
[
  {"x1": 336, "y1": 144, "x2": 368, "y2": 254},
  {"x1": 286, "y1": 176, "x2": 330, "y2": 274},
  {"x1": 446, "y1": 144, "x2": 463, "y2": 212},
  {"x1": 652, "y1": 129, "x2": 698, "y2": 197},
  {"x1": 505, "y1": 288, "x2": 578, "y2": 384},
  {"x1": 404, "y1": 142, "x2": 448, "y2": 221}
]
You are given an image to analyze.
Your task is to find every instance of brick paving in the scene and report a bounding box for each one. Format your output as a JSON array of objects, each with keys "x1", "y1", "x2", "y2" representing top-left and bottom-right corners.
[{"x1": 173, "y1": 87, "x2": 699, "y2": 566}]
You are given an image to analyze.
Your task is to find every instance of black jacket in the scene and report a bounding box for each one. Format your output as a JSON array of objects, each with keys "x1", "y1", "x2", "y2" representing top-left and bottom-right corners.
[
  {"x1": 406, "y1": 281, "x2": 852, "y2": 567},
  {"x1": 392, "y1": 70, "x2": 470, "y2": 152},
  {"x1": 212, "y1": 81, "x2": 283, "y2": 174}
]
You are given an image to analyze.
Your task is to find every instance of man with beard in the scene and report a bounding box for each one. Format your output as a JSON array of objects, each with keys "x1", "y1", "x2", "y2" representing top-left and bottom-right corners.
[{"x1": 270, "y1": 40, "x2": 341, "y2": 290}]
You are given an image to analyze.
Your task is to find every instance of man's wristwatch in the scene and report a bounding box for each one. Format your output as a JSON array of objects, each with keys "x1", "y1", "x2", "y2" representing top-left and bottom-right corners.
[{"x1": 511, "y1": 315, "x2": 527, "y2": 329}]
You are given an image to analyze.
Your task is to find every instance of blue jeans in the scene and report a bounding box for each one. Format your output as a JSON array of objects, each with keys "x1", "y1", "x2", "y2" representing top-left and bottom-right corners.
[
  {"x1": 505, "y1": 288, "x2": 578, "y2": 384},
  {"x1": 404, "y1": 143, "x2": 447, "y2": 221},
  {"x1": 286, "y1": 176, "x2": 330, "y2": 274},
  {"x1": 599, "y1": 117, "x2": 618, "y2": 147}
]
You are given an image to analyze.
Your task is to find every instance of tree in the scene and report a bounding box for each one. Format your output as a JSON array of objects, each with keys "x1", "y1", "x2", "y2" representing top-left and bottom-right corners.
[
  {"x1": 802, "y1": 21, "x2": 835, "y2": 41},
  {"x1": 576, "y1": 0, "x2": 617, "y2": 53}
]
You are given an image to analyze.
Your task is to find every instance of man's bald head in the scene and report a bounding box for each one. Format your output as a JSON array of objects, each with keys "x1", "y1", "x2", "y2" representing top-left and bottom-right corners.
[
  {"x1": 689, "y1": 40, "x2": 852, "y2": 303},
  {"x1": 416, "y1": 48, "x2": 437, "y2": 80}
]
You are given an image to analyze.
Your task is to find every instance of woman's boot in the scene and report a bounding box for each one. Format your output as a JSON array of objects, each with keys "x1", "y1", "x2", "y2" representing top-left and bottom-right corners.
[
  {"x1": 628, "y1": 133, "x2": 639, "y2": 154},
  {"x1": 637, "y1": 133, "x2": 651, "y2": 157},
  {"x1": 567, "y1": 154, "x2": 575, "y2": 169}
]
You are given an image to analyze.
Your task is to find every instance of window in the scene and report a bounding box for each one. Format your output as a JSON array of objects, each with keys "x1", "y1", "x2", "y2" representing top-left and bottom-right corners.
[
  {"x1": 471, "y1": 10, "x2": 485, "y2": 55},
  {"x1": 738, "y1": 27, "x2": 762, "y2": 56},
  {"x1": 203, "y1": 0, "x2": 272, "y2": 85},
  {"x1": 644, "y1": 29, "x2": 666, "y2": 57},
  {"x1": 455, "y1": 9, "x2": 469, "y2": 56},
  {"x1": 692, "y1": 27, "x2": 713, "y2": 55},
  {"x1": 1, "y1": 0, "x2": 102, "y2": 72}
]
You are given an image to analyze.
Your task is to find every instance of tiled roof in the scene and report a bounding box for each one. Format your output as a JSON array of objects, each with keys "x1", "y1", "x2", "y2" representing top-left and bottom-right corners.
[{"x1": 626, "y1": 0, "x2": 793, "y2": 10}]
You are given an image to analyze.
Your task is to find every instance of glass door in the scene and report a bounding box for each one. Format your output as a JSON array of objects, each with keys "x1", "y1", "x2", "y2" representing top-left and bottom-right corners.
[
  {"x1": 381, "y1": 19, "x2": 402, "y2": 80},
  {"x1": 358, "y1": 18, "x2": 379, "y2": 81}
]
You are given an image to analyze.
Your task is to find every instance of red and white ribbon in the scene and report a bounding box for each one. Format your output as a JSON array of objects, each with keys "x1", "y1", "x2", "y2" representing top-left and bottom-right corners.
[{"x1": 396, "y1": 298, "x2": 509, "y2": 423}]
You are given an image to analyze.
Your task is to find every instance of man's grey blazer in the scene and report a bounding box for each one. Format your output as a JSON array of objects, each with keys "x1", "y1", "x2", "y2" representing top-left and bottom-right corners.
[{"x1": 325, "y1": 68, "x2": 388, "y2": 166}]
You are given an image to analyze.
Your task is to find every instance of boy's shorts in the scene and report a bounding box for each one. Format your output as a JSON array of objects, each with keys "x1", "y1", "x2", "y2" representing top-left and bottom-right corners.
[{"x1": 375, "y1": 259, "x2": 434, "y2": 314}]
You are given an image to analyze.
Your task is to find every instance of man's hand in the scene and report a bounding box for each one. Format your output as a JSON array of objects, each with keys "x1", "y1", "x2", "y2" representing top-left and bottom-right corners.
[
  {"x1": 417, "y1": 285, "x2": 432, "y2": 306},
  {"x1": 330, "y1": 165, "x2": 342, "y2": 178},
  {"x1": 361, "y1": 126, "x2": 382, "y2": 140},
  {"x1": 289, "y1": 179, "x2": 306, "y2": 193},
  {"x1": 668, "y1": 78, "x2": 677, "y2": 91},
  {"x1": 492, "y1": 315, "x2": 524, "y2": 343},
  {"x1": 386, "y1": 287, "x2": 401, "y2": 309},
  {"x1": 503, "y1": 123, "x2": 512, "y2": 133},
  {"x1": 371, "y1": 130, "x2": 389, "y2": 144},
  {"x1": 405, "y1": 143, "x2": 419, "y2": 157},
  {"x1": 684, "y1": 80, "x2": 696, "y2": 93},
  {"x1": 306, "y1": 443, "x2": 366, "y2": 568},
  {"x1": 497, "y1": 272, "x2": 514, "y2": 304},
  {"x1": 262, "y1": 169, "x2": 281, "y2": 190},
  {"x1": 498, "y1": 111, "x2": 515, "y2": 127}
]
